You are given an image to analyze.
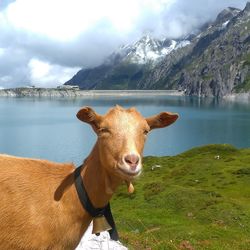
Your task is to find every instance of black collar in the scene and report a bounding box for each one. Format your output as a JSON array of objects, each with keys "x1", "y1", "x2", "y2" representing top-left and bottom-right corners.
[{"x1": 74, "y1": 165, "x2": 119, "y2": 241}]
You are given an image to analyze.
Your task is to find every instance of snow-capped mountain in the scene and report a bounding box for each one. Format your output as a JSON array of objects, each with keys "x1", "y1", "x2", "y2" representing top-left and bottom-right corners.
[
  {"x1": 65, "y1": 35, "x2": 190, "y2": 89},
  {"x1": 106, "y1": 35, "x2": 190, "y2": 65}
]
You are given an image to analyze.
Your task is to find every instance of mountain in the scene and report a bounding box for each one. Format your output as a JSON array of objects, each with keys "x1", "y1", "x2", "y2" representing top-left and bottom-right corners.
[
  {"x1": 183, "y1": 4, "x2": 250, "y2": 97},
  {"x1": 143, "y1": 4, "x2": 249, "y2": 97},
  {"x1": 65, "y1": 35, "x2": 190, "y2": 90},
  {"x1": 65, "y1": 2, "x2": 250, "y2": 97}
]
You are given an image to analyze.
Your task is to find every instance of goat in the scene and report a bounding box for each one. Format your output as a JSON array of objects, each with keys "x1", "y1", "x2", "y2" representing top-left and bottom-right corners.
[{"x1": 0, "y1": 106, "x2": 178, "y2": 249}]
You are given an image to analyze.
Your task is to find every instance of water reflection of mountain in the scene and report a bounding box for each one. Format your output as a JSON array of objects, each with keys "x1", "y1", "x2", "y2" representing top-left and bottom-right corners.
[{"x1": 74, "y1": 95, "x2": 250, "y2": 111}]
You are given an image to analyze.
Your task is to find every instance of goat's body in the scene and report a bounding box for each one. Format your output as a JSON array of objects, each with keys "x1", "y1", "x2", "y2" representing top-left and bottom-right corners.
[
  {"x1": 0, "y1": 106, "x2": 178, "y2": 249},
  {"x1": 0, "y1": 154, "x2": 91, "y2": 250}
]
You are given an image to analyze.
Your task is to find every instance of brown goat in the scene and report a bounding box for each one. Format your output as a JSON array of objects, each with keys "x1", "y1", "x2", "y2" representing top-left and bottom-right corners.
[{"x1": 0, "y1": 106, "x2": 178, "y2": 249}]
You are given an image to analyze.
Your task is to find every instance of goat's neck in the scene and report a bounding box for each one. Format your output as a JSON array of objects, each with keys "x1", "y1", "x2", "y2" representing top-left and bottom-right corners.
[{"x1": 81, "y1": 144, "x2": 122, "y2": 208}]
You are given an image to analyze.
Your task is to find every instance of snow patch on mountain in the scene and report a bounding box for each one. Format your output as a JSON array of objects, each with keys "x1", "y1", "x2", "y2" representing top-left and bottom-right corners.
[
  {"x1": 106, "y1": 34, "x2": 190, "y2": 65},
  {"x1": 222, "y1": 20, "x2": 230, "y2": 28},
  {"x1": 176, "y1": 40, "x2": 191, "y2": 50}
]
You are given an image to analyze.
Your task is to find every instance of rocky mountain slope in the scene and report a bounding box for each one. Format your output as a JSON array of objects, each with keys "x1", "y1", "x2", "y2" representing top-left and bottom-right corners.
[
  {"x1": 65, "y1": 2, "x2": 250, "y2": 97},
  {"x1": 144, "y1": 3, "x2": 250, "y2": 97}
]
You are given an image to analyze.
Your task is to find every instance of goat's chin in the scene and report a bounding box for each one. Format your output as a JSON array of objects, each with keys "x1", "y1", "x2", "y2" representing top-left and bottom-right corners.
[{"x1": 115, "y1": 163, "x2": 141, "y2": 181}]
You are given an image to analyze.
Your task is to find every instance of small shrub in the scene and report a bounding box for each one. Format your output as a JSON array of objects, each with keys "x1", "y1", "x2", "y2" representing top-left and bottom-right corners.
[{"x1": 233, "y1": 167, "x2": 250, "y2": 176}]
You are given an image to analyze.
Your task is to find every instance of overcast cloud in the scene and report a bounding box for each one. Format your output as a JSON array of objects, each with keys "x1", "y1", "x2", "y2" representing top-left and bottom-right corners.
[{"x1": 0, "y1": 0, "x2": 248, "y2": 88}]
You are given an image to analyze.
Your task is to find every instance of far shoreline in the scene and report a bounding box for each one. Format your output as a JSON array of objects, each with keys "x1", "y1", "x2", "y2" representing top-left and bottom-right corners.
[
  {"x1": 0, "y1": 88, "x2": 250, "y2": 102},
  {"x1": 0, "y1": 87, "x2": 185, "y2": 97}
]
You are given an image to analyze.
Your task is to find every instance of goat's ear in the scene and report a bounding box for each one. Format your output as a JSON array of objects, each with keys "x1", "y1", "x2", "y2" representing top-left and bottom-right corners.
[
  {"x1": 146, "y1": 112, "x2": 179, "y2": 130},
  {"x1": 76, "y1": 107, "x2": 102, "y2": 130}
]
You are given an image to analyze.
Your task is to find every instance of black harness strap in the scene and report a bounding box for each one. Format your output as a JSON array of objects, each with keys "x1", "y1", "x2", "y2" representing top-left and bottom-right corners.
[{"x1": 74, "y1": 165, "x2": 119, "y2": 241}]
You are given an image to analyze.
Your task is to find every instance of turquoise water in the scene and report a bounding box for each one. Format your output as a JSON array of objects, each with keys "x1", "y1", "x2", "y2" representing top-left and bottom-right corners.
[{"x1": 0, "y1": 96, "x2": 250, "y2": 165}]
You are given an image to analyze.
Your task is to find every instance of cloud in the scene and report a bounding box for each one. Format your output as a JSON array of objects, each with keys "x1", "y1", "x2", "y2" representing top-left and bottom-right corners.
[
  {"x1": 0, "y1": 0, "x2": 249, "y2": 88},
  {"x1": 0, "y1": 0, "x2": 15, "y2": 10},
  {"x1": 28, "y1": 58, "x2": 80, "y2": 87},
  {"x1": 135, "y1": 0, "x2": 248, "y2": 38}
]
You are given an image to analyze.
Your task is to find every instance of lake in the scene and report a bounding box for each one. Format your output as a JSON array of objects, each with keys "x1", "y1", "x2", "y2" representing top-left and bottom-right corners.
[{"x1": 0, "y1": 95, "x2": 250, "y2": 166}]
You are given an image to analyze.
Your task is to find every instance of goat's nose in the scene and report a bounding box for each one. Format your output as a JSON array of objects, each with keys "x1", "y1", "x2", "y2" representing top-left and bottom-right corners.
[{"x1": 124, "y1": 154, "x2": 140, "y2": 170}]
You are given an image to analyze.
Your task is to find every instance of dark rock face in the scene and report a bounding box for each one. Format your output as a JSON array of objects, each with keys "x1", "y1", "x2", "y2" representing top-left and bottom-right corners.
[
  {"x1": 65, "y1": 2, "x2": 250, "y2": 97},
  {"x1": 175, "y1": 4, "x2": 250, "y2": 97},
  {"x1": 243, "y1": 1, "x2": 250, "y2": 12},
  {"x1": 65, "y1": 64, "x2": 113, "y2": 89},
  {"x1": 214, "y1": 7, "x2": 241, "y2": 25}
]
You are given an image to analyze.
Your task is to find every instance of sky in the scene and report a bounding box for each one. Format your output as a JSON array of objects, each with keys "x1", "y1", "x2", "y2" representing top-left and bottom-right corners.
[{"x1": 0, "y1": 0, "x2": 249, "y2": 88}]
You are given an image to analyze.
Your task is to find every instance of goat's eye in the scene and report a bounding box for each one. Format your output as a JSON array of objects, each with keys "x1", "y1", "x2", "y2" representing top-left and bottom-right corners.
[{"x1": 143, "y1": 129, "x2": 149, "y2": 135}]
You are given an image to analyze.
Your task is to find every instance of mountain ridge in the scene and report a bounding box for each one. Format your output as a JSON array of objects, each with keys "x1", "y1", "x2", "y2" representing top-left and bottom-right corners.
[{"x1": 65, "y1": 34, "x2": 191, "y2": 90}]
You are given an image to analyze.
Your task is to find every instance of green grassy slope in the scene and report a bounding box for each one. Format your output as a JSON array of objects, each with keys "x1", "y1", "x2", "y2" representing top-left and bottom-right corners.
[{"x1": 112, "y1": 144, "x2": 250, "y2": 249}]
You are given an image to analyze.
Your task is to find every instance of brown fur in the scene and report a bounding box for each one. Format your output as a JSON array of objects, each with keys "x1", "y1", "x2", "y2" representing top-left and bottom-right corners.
[{"x1": 0, "y1": 106, "x2": 178, "y2": 249}]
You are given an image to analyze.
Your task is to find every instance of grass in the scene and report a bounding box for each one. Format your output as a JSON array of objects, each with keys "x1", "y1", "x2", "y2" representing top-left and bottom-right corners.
[
  {"x1": 243, "y1": 53, "x2": 250, "y2": 67},
  {"x1": 111, "y1": 144, "x2": 250, "y2": 249},
  {"x1": 234, "y1": 76, "x2": 250, "y2": 93},
  {"x1": 201, "y1": 74, "x2": 213, "y2": 81},
  {"x1": 233, "y1": 53, "x2": 250, "y2": 93}
]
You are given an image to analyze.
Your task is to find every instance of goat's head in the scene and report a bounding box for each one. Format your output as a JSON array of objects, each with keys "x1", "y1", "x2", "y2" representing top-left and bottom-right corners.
[{"x1": 77, "y1": 106, "x2": 178, "y2": 182}]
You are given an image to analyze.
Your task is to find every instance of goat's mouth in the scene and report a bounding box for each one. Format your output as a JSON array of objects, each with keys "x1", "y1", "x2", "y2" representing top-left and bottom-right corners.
[{"x1": 116, "y1": 164, "x2": 141, "y2": 179}]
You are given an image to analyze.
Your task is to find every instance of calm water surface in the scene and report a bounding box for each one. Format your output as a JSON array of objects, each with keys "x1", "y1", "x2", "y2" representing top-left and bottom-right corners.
[{"x1": 0, "y1": 95, "x2": 250, "y2": 165}]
